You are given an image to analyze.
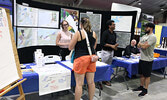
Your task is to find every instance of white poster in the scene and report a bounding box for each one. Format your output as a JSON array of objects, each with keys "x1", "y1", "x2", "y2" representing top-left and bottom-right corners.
[
  {"x1": 38, "y1": 9, "x2": 59, "y2": 28},
  {"x1": 111, "y1": 3, "x2": 141, "y2": 27},
  {"x1": 111, "y1": 16, "x2": 132, "y2": 32},
  {"x1": 17, "y1": 28, "x2": 37, "y2": 48},
  {"x1": 17, "y1": 4, "x2": 38, "y2": 26},
  {"x1": 0, "y1": 8, "x2": 20, "y2": 89},
  {"x1": 37, "y1": 28, "x2": 60, "y2": 45},
  {"x1": 32, "y1": 64, "x2": 71, "y2": 95}
]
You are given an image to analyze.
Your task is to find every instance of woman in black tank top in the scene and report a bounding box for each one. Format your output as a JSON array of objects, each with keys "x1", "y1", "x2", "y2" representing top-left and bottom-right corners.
[{"x1": 69, "y1": 17, "x2": 98, "y2": 100}]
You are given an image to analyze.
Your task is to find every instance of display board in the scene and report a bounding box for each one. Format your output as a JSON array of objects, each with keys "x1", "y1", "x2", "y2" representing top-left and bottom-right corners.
[
  {"x1": 111, "y1": 16, "x2": 132, "y2": 32},
  {"x1": 17, "y1": 4, "x2": 38, "y2": 26},
  {"x1": 17, "y1": 27, "x2": 37, "y2": 48},
  {"x1": 16, "y1": 4, "x2": 61, "y2": 48},
  {"x1": 0, "y1": 7, "x2": 22, "y2": 90},
  {"x1": 80, "y1": 13, "x2": 102, "y2": 43},
  {"x1": 37, "y1": 28, "x2": 60, "y2": 45},
  {"x1": 38, "y1": 9, "x2": 59, "y2": 28}
]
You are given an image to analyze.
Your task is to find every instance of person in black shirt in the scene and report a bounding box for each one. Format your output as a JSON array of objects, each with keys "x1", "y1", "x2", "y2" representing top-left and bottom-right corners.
[
  {"x1": 101, "y1": 20, "x2": 118, "y2": 86},
  {"x1": 69, "y1": 17, "x2": 98, "y2": 100},
  {"x1": 124, "y1": 39, "x2": 140, "y2": 58}
]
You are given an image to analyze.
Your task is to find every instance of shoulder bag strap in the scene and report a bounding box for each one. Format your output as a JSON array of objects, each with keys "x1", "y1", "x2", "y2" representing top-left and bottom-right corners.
[
  {"x1": 83, "y1": 29, "x2": 92, "y2": 55},
  {"x1": 79, "y1": 30, "x2": 83, "y2": 40}
]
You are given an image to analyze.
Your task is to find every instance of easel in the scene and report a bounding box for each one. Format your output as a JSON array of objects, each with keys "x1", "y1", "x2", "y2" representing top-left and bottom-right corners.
[
  {"x1": 0, "y1": 79, "x2": 26, "y2": 100},
  {"x1": 0, "y1": 8, "x2": 26, "y2": 100}
]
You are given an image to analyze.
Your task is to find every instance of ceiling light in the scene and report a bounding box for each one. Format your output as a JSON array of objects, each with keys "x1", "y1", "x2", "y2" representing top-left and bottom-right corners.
[
  {"x1": 138, "y1": 2, "x2": 141, "y2": 5},
  {"x1": 161, "y1": 8, "x2": 164, "y2": 11}
]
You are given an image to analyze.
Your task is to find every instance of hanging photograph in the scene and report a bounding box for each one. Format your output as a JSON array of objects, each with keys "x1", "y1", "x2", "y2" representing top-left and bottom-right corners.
[{"x1": 61, "y1": 8, "x2": 79, "y2": 33}]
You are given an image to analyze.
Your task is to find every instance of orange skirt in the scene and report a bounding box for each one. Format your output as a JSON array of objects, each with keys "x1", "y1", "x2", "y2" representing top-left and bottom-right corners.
[{"x1": 73, "y1": 55, "x2": 96, "y2": 74}]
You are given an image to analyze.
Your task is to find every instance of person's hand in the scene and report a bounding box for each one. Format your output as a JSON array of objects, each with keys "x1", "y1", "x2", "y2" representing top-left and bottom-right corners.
[
  {"x1": 137, "y1": 43, "x2": 141, "y2": 48},
  {"x1": 112, "y1": 43, "x2": 119, "y2": 50},
  {"x1": 144, "y1": 41, "x2": 148, "y2": 44},
  {"x1": 91, "y1": 55, "x2": 99, "y2": 62},
  {"x1": 136, "y1": 53, "x2": 140, "y2": 56}
]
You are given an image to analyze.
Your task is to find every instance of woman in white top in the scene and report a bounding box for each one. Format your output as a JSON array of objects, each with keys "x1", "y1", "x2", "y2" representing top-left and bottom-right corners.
[{"x1": 56, "y1": 20, "x2": 72, "y2": 60}]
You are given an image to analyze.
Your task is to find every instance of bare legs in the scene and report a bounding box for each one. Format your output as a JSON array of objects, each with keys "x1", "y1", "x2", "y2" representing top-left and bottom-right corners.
[
  {"x1": 140, "y1": 74, "x2": 150, "y2": 89},
  {"x1": 140, "y1": 75, "x2": 145, "y2": 86},
  {"x1": 86, "y1": 72, "x2": 95, "y2": 100},
  {"x1": 74, "y1": 73, "x2": 85, "y2": 100},
  {"x1": 74, "y1": 72, "x2": 95, "y2": 100},
  {"x1": 145, "y1": 77, "x2": 150, "y2": 89}
]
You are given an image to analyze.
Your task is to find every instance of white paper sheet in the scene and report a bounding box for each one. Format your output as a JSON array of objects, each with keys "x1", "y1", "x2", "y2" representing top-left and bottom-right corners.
[
  {"x1": 32, "y1": 64, "x2": 71, "y2": 95},
  {"x1": 66, "y1": 15, "x2": 78, "y2": 32},
  {"x1": 0, "y1": 9, "x2": 20, "y2": 89}
]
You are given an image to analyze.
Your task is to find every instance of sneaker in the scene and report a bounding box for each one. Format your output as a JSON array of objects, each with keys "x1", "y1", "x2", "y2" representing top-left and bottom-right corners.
[
  {"x1": 138, "y1": 88, "x2": 147, "y2": 97},
  {"x1": 132, "y1": 86, "x2": 144, "y2": 91}
]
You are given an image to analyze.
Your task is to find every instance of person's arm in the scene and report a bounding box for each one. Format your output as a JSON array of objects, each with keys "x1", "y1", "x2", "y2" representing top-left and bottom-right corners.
[
  {"x1": 138, "y1": 42, "x2": 149, "y2": 49},
  {"x1": 56, "y1": 32, "x2": 69, "y2": 46},
  {"x1": 138, "y1": 36, "x2": 156, "y2": 49},
  {"x1": 68, "y1": 31, "x2": 79, "y2": 50},
  {"x1": 101, "y1": 32, "x2": 118, "y2": 50},
  {"x1": 93, "y1": 31, "x2": 98, "y2": 49}
]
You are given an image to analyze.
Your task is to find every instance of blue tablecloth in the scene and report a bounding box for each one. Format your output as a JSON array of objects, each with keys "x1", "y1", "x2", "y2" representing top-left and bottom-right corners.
[
  {"x1": 154, "y1": 49, "x2": 167, "y2": 56},
  {"x1": 112, "y1": 57, "x2": 167, "y2": 78},
  {"x1": 57, "y1": 61, "x2": 114, "y2": 87},
  {"x1": 5, "y1": 61, "x2": 113, "y2": 96}
]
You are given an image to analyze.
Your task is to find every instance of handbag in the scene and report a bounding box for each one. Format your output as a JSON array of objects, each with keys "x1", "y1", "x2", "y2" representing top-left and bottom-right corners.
[
  {"x1": 70, "y1": 50, "x2": 75, "y2": 63},
  {"x1": 66, "y1": 49, "x2": 75, "y2": 63},
  {"x1": 83, "y1": 29, "x2": 98, "y2": 62}
]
